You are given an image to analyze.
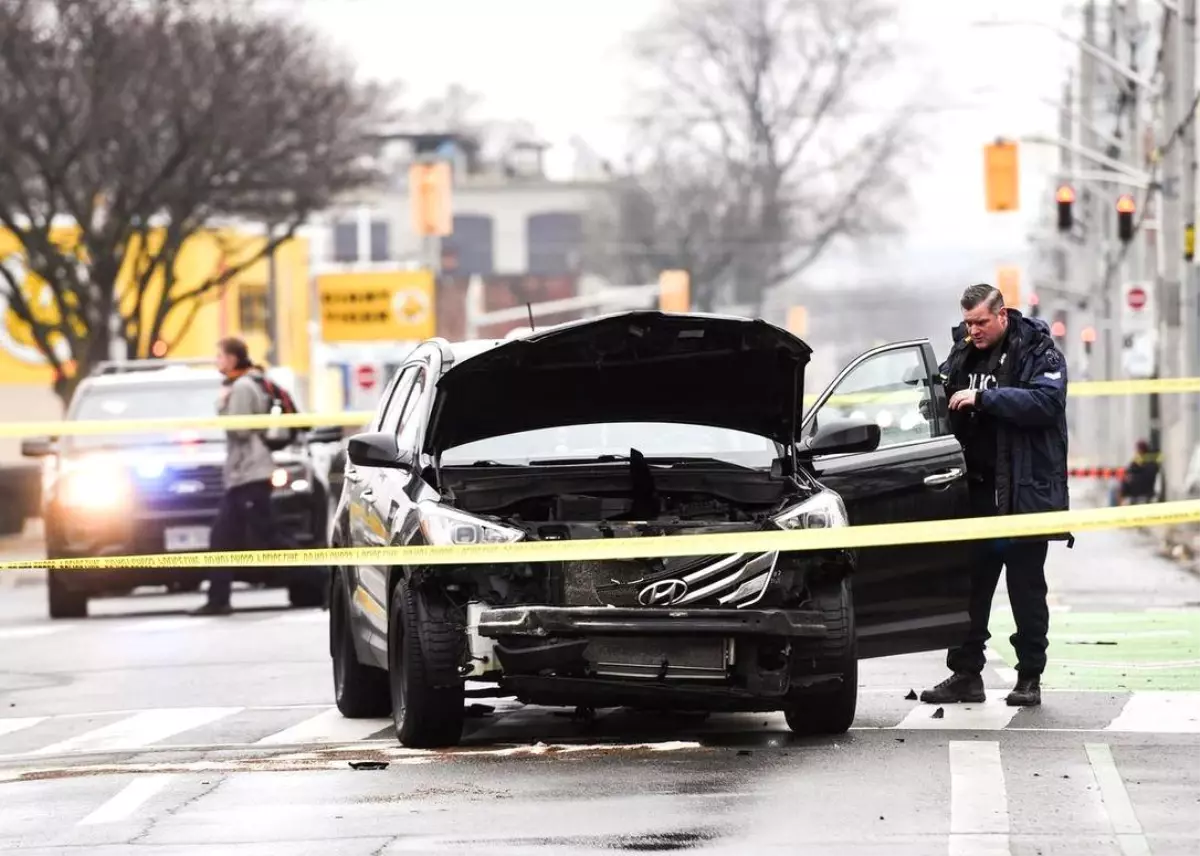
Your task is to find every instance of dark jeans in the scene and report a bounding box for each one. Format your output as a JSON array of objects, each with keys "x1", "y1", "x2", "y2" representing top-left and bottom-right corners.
[
  {"x1": 206, "y1": 480, "x2": 284, "y2": 607},
  {"x1": 946, "y1": 481, "x2": 1051, "y2": 678}
]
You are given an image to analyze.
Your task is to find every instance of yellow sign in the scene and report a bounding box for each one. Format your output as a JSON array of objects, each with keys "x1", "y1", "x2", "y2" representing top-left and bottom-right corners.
[
  {"x1": 996, "y1": 265, "x2": 1020, "y2": 308},
  {"x1": 786, "y1": 306, "x2": 808, "y2": 337},
  {"x1": 317, "y1": 270, "x2": 435, "y2": 342},
  {"x1": 984, "y1": 140, "x2": 1020, "y2": 213},
  {"x1": 409, "y1": 162, "x2": 452, "y2": 237},
  {"x1": 658, "y1": 270, "x2": 690, "y2": 312}
]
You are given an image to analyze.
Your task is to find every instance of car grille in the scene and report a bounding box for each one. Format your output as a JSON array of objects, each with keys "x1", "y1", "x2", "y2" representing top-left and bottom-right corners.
[
  {"x1": 138, "y1": 465, "x2": 225, "y2": 509},
  {"x1": 562, "y1": 551, "x2": 779, "y2": 610}
]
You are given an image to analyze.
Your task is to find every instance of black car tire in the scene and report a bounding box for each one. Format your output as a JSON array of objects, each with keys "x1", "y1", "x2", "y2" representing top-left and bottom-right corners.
[
  {"x1": 47, "y1": 570, "x2": 88, "y2": 619},
  {"x1": 387, "y1": 578, "x2": 465, "y2": 749},
  {"x1": 330, "y1": 580, "x2": 391, "y2": 718},
  {"x1": 785, "y1": 576, "x2": 857, "y2": 736}
]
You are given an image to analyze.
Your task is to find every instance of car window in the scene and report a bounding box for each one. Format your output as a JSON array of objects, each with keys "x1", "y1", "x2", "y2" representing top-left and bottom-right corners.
[
  {"x1": 808, "y1": 346, "x2": 933, "y2": 449},
  {"x1": 376, "y1": 366, "x2": 419, "y2": 434},
  {"x1": 66, "y1": 382, "x2": 224, "y2": 450},
  {"x1": 394, "y1": 368, "x2": 428, "y2": 440},
  {"x1": 442, "y1": 421, "x2": 779, "y2": 468}
]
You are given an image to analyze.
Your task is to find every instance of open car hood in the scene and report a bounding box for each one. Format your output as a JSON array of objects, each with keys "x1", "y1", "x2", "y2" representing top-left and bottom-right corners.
[{"x1": 426, "y1": 311, "x2": 812, "y2": 454}]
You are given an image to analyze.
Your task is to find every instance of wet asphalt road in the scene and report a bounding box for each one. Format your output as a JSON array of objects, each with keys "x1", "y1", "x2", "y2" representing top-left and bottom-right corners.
[{"x1": 1, "y1": 523, "x2": 1199, "y2": 855}]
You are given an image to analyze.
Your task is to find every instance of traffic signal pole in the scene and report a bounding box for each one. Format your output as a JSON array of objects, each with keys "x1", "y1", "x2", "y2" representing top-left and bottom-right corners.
[{"x1": 1180, "y1": 0, "x2": 1198, "y2": 484}]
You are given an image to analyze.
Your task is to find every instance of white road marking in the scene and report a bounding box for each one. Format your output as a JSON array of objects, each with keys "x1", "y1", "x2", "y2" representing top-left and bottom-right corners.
[
  {"x1": 34, "y1": 707, "x2": 242, "y2": 755},
  {"x1": 0, "y1": 717, "x2": 47, "y2": 738},
  {"x1": 994, "y1": 668, "x2": 1018, "y2": 685},
  {"x1": 78, "y1": 774, "x2": 175, "y2": 826},
  {"x1": 255, "y1": 708, "x2": 391, "y2": 745},
  {"x1": 896, "y1": 695, "x2": 1022, "y2": 731},
  {"x1": 948, "y1": 740, "x2": 1011, "y2": 856},
  {"x1": 267, "y1": 611, "x2": 328, "y2": 624},
  {"x1": 0, "y1": 626, "x2": 60, "y2": 640},
  {"x1": 1085, "y1": 743, "x2": 1151, "y2": 856},
  {"x1": 114, "y1": 618, "x2": 214, "y2": 633},
  {"x1": 1059, "y1": 630, "x2": 1191, "y2": 641},
  {"x1": 1105, "y1": 692, "x2": 1200, "y2": 733}
]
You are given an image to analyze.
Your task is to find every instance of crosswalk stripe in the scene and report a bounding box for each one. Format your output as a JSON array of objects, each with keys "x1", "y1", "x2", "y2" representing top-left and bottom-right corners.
[
  {"x1": 895, "y1": 695, "x2": 1022, "y2": 731},
  {"x1": 0, "y1": 717, "x2": 46, "y2": 738},
  {"x1": 114, "y1": 618, "x2": 214, "y2": 633},
  {"x1": 949, "y1": 741, "x2": 1010, "y2": 856},
  {"x1": 1085, "y1": 744, "x2": 1150, "y2": 856},
  {"x1": 254, "y1": 708, "x2": 390, "y2": 745},
  {"x1": 33, "y1": 707, "x2": 242, "y2": 755},
  {"x1": 265, "y1": 611, "x2": 329, "y2": 625},
  {"x1": 0, "y1": 626, "x2": 62, "y2": 640},
  {"x1": 1105, "y1": 691, "x2": 1200, "y2": 733},
  {"x1": 78, "y1": 774, "x2": 175, "y2": 826}
]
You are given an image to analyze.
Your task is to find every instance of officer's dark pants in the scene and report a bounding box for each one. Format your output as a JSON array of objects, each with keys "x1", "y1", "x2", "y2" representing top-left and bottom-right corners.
[
  {"x1": 206, "y1": 480, "x2": 278, "y2": 608},
  {"x1": 946, "y1": 482, "x2": 1051, "y2": 678}
]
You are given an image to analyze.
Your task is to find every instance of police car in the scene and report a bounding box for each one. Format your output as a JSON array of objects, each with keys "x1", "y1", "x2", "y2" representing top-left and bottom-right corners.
[{"x1": 21, "y1": 359, "x2": 340, "y2": 618}]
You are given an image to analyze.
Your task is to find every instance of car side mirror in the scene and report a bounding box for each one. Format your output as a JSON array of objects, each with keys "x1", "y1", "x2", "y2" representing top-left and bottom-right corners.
[
  {"x1": 306, "y1": 425, "x2": 344, "y2": 445},
  {"x1": 21, "y1": 436, "x2": 54, "y2": 458},
  {"x1": 803, "y1": 417, "x2": 881, "y2": 456},
  {"x1": 346, "y1": 432, "x2": 414, "y2": 470}
]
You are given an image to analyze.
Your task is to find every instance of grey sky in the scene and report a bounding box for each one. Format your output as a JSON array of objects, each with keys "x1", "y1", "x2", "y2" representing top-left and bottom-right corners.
[{"x1": 288, "y1": 0, "x2": 1082, "y2": 294}]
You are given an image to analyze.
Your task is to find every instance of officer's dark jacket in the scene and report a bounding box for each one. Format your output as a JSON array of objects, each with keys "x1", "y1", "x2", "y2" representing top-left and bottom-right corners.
[{"x1": 939, "y1": 310, "x2": 1069, "y2": 518}]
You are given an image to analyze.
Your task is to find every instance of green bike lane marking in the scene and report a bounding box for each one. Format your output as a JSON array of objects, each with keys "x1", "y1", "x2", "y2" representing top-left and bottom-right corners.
[{"x1": 987, "y1": 609, "x2": 1200, "y2": 690}]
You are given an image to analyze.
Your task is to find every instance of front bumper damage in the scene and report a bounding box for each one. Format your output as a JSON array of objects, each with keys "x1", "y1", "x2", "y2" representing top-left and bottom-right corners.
[{"x1": 468, "y1": 604, "x2": 842, "y2": 711}]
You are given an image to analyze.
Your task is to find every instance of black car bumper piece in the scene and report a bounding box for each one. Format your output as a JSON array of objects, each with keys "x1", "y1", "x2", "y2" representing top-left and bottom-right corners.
[{"x1": 475, "y1": 605, "x2": 829, "y2": 639}]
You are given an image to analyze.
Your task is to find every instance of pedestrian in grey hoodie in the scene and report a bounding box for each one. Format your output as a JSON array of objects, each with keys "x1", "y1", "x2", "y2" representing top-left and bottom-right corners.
[{"x1": 191, "y1": 337, "x2": 280, "y2": 615}]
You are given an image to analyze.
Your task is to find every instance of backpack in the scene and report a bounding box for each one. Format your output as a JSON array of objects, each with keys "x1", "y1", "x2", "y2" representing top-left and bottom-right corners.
[{"x1": 251, "y1": 374, "x2": 301, "y2": 451}]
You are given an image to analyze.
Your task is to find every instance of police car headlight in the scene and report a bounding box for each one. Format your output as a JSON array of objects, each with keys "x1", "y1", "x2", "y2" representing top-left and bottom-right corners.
[
  {"x1": 771, "y1": 490, "x2": 848, "y2": 530},
  {"x1": 418, "y1": 501, "x2": 525, "y2": 546},
  {"x1": 59, "y1": 464, "x2": 133, "y2": 511}
]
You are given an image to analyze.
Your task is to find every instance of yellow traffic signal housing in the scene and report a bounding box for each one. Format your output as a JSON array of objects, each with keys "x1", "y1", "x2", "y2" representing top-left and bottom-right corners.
[
  {"x1": 658, "y1": 269, "x2": 690, "y2": 312},
  {"x1": 996, "y1": 265, "x2": 1020, "y2": 308},
  {"x1": 409, "y1": 161, "x2": 453, "y2": 237},
  {"x1": 984, "y1": 140, "x2": 1020, "y2": 213}
]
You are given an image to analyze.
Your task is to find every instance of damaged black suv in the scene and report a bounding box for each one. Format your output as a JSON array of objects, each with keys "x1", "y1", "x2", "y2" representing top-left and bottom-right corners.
[{"x1": 328, "y1": 311, "x2": 975, "y2": 747}]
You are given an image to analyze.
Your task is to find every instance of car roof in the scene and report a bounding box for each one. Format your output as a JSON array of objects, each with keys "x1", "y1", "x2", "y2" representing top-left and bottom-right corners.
[{"x1": 79, "y1": 366, "x2": 224, "y2": 390}]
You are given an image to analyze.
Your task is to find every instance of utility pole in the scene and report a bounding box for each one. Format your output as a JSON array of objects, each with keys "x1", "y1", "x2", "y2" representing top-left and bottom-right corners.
[
  {"x1": 1181, "y1": 0, "x2": 1198, "y2": 466},
  {"x1": 1081, "y1": 0, "x2": 1105, "y2": 468},
  {"x1": 1160, "y1": 6, "x2": 1186, "y2": 498}
]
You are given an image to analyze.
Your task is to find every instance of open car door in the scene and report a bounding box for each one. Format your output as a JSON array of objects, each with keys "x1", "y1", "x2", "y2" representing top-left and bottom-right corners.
[{"x1": 800, "y1": 339, "x2": 975, "y2": 659}]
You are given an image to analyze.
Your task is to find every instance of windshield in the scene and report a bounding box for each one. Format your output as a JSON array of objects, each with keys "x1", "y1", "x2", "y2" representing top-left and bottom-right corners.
[
  {"x1": 66, "y1": 382, "x2": 225, "y2": 450},
  {"x1": 441, "y1": 422, "x2": 780, "y2": 468}
]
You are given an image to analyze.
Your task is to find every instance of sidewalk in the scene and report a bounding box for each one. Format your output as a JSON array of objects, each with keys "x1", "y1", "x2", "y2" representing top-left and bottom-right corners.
[{"x1": 0, "y1": 518, "x2": 46, "y2": 589}]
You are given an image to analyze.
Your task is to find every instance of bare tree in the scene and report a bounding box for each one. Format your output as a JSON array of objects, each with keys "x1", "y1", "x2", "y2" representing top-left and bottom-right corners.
[
  {"x1": 0, "y1": 0, "x2": 385, "y2": 401},
  {"x1": 599, "y1": 0, "x2": 920, "y2": 313}
]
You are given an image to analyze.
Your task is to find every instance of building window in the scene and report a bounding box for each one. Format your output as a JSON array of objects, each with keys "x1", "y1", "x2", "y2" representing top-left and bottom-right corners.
[
  {"x1": 369, "y1": 220, "x2": 390, "y2": 262},
  {"x1": 444, "y1": 214, "x2": 494, "y2": 275},
  {"x1": 238, "y1": 283, "x2": 269, "y2": 333},
  {"x1": 332, "y1": 219, "x2": 358, "y2": 263},
  {"x1": 527, "y1": 212, "x2": 583, "y2": 276}
]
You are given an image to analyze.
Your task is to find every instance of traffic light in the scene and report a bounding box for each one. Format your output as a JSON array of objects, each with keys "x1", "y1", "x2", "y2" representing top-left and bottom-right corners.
[
  {"x1": 1051, "y1": 319, "x2": 1066, "y2": 339},
  {"x1": 658, "y1": 269, "x2": 690, "y2": 312},
  {"x1": 1081, "y1": 325, "x2": 1096, "y2": 357},
  {"x1": 984, "y1": 140, "x2": 1020, "y2": 212},
  {"x1": 1055, "y1": 185, "x2": 1075, "y2": 231},
  {"x1": 1029, "y1": 293, "x2": 1040, "y2": 318},
  {"x1": 1117, "y1": 194, "x2": 1136, "y2": 243},
  {"x1": 409, "y1": 161, "x2": 453, "y2": 237}
]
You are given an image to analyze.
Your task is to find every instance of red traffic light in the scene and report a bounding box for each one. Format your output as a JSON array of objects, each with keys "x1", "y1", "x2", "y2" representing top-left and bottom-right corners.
[
  {"x1": 1081, "y1": 325, "x2": 1097, "y2": 343},
  {"x1": 1051, "y1": 320, "x2": 1067, "y2": 337},
  {"x1": 1116, "y1": 194, "x2": 1136, "y2": 214},
  {"x1": 1055, "y1": 185, "x2": 1076, "y2": 204}
]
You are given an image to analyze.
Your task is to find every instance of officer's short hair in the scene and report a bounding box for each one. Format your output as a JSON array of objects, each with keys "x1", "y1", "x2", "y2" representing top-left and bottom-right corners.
[{"x1": 961, "y1": 283, "x2": 1004, "y2": 314}]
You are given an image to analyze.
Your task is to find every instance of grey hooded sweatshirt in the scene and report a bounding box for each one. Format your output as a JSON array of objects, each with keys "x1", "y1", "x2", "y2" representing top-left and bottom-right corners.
[{"x1": 219, "y1": 370, "x2": 275, "y2": 489}]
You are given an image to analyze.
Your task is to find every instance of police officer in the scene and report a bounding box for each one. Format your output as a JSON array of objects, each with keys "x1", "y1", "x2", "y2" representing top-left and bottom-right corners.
[
  {"x1": 191, "y1": 337, "x2": 279, "y2": 616},
  {"x1": 920, "y1": 284, "x2": 1070, "y2": 707}
]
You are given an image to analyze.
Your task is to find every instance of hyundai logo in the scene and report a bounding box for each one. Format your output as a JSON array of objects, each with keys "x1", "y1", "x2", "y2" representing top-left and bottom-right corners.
[{"x1": 637, "y1": 578, "x2": 689, "y2": 607}]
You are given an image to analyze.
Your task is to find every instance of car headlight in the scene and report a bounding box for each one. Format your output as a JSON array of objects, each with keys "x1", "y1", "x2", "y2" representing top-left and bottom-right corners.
[
  {"x1": 417, "y1": 501, "x2": 525, "y2": 546},
  {"x1": 771, "y1": 490, "x2": 848, "y2": 530},
  {"x1": 58, "y1": 465, "x2": 133, "y2": 511},
  {"x1": 271, "y1": 465, "x2": 312, "y2": 492}
]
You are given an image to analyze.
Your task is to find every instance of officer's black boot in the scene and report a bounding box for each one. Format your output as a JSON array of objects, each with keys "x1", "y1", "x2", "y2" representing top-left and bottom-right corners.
[
  {"x1": 919, "y1": 672, "x2": 986, "y2": 704},
  {"x1": 1005, "y1": 674, "x2": 1041, "y2": 706}
]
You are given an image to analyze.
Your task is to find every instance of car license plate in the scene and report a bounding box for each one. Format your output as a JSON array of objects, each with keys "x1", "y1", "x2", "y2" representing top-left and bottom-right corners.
[{"x1": 164, "y1": 526, "x2": 211, "y2": 551}]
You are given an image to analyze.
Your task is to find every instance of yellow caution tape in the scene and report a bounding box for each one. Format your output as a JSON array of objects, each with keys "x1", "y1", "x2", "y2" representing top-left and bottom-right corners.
[
  {"x1": 3, "y1": 499, "x2": 1197, "y2": 573},
  {"x1": 0, "y1": 377, "x2": 1193, "y2": 441}
]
